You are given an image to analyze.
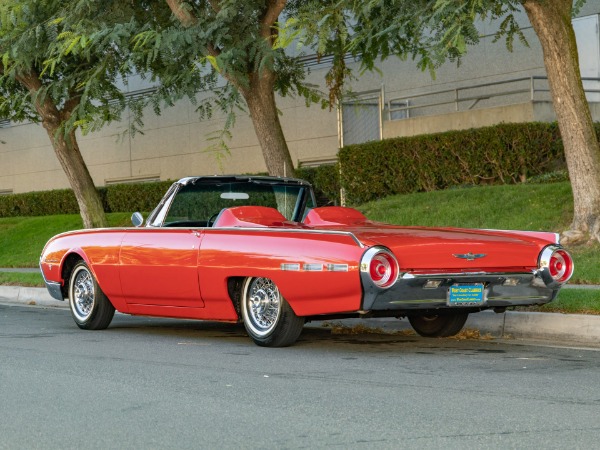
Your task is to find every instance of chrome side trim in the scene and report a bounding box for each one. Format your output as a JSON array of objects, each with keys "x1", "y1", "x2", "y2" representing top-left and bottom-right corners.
[
  {"x1": 402, "y1": 271, "x2": 529, "y2": 279},
  {"x1": 482, "y1": 229, "x2": 560, "y2": 244},
  {"x1": 209, "y1": 227, "x2": 365, "y2": 248},
  {"x1": 327, "y1": 264, "x2": 349, "y2": 272},
  {"x1": 112, "y1": 225, "x2": 365, "y2": 248},
  {"x1": 280, "y1": 263, "x2": 350, "y2": 272}
]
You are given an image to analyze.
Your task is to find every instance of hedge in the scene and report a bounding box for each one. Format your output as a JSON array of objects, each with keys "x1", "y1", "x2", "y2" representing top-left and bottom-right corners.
[
  {"x1": 338, "y1": 122, "x2": 594, "y2": 204},
  {"x1": 0, "y1": 180, "x2": 173, "y2": 218},
  {"x1": 0, "y1": 168, "x2": 338, "y2": 218},
  {"x1": 1, "y1": 121, "x2": 594, "y2": 216},
  {"x1": 296, "y1": 165, "x2": 341, "y2": 205}
]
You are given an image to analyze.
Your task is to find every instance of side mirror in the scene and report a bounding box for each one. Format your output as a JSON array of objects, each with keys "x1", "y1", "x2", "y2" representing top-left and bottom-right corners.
[{"x1": 131, "y1": 212, "x2": 144, "y2": 227}]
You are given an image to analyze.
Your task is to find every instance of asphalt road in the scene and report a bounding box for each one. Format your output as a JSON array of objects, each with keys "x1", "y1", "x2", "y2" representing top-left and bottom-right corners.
[{"x1": 2, "y1": 304, "x2": 600, "y2": 449}]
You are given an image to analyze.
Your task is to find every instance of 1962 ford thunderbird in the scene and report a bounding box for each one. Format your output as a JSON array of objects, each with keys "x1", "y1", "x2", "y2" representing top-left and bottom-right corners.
[{"x1": 40, "y1": 176, "x2": 573, "y2": 346}]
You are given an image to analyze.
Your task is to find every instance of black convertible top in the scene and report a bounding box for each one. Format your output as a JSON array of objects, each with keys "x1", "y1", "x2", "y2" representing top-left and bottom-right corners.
[{"x1": 177, "y1": 175, "x2": 312, "y2": 187}]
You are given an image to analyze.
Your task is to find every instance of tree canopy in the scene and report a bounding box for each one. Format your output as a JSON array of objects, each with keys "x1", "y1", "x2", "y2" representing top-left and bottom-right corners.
[
  {"x1": 0, "y1": 1, "x2": 143, "y2": 227},
  {"x1": 54, "y1": 0, "x2": 330, "y2": 176},
  {"x1": 295, "y1": 0, "x2": 599, "y2": 243}
]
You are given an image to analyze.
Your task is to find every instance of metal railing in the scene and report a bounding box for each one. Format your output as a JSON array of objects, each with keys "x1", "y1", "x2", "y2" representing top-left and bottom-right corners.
[{"x1": 387, "y1": 76, "x2": 600, "y2": 121}]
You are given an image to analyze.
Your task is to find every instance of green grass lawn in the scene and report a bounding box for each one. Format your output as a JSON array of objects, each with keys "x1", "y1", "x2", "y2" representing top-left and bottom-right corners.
[
  {"x1": 0, "y1": 212, "x2": 131, "y2": 267},
  {"x1": 359, "y1": 182, "x2": 574, "y2": 232},
  {"x1": 539, "y1": 288, "x2": 600, "y2": 314},
  {"x1": 0, "y1": 182, "x2": 598, "y2": 312},
  {"x1": 0, "y1": 272, "x2": 44, "y2": 287},
  {"x1": 359, "y1": 182, "x2": 597, "y2": 285}
]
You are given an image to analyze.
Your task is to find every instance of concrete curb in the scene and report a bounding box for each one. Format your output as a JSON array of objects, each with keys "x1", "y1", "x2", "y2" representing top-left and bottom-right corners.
[
  {"x1": 2, "y1": 286, "x2": 600, "y2": 345},
  {"x1": 310, "y1": 310, "x2": 600, "y2": 345},
  {"x1": 0, "y1": 286, "x2": 66, "y2": 308}
]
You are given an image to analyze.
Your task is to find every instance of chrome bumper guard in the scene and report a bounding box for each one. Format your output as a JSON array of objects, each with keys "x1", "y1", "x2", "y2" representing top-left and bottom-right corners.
[{"x1": 40, "y1": 261, "x2": 65, "y2": 301}]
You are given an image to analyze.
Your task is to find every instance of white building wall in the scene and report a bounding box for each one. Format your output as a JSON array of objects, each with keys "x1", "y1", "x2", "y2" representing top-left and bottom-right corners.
[{"x1": 0, "y1": 4, "x2": 599, "y2": 194}]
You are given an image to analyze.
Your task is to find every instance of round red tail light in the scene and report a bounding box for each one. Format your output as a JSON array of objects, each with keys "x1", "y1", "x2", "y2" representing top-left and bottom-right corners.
[
  {"x1": 549, "y1": 249, "x2": 573, "y2": 283},
  {"x1": 361, "y1": 247, "x2": 399, "y2": 288},
  {"x1": 539, "y1": 246, "x2": 574, "y2": 284}
]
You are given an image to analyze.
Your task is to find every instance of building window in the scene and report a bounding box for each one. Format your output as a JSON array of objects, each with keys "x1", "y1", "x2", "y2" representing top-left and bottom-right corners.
[
  {"x1": 573, "y1": 14, "x2": 600, "y2": 102},
  {"x1": 340, "y1": 91, "x2": 382, "y2": 146},
  {"x1": 388, "y1": 100, "x2": 410, "y2": 120}
]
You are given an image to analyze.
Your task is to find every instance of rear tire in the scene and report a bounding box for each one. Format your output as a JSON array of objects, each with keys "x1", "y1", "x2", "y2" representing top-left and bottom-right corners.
[
  {"x1": 68, "y1": 261, "x2": 115, "y2": 330},
  {"x1": 241, "y1": 277, "x2": 304, "y2": 347},
  {"x1": 408, "y1": 313, "x2": 469, "y2": 337}
]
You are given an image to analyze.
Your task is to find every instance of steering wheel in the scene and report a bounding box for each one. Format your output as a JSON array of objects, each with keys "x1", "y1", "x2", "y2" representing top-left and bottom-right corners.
[{"x1": 207, "y1": 212, "x2": 220, "y2": 227}]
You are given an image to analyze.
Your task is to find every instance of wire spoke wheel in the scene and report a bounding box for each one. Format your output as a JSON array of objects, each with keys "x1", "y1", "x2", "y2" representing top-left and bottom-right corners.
[
  {"x1": 68, "y1": 261, "x2": 115, "y2": 330},
  {"x1": 241, "y1": 277, "x2": 304, "y2": 347},
  {"x1": 245, "y1": 278, "x2": 281, "y2": 336},
  {"x1": 71, "y1": 266, "x2": 95, "y2": 322}
]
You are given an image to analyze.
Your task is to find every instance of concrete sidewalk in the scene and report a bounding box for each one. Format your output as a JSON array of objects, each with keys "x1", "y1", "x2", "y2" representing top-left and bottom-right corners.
[{"x1": 2, "y1": 285, "x2": 600, "y2": 346}]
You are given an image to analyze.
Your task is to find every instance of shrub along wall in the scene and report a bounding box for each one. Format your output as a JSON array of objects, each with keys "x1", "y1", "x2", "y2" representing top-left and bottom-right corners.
[
  {"x1": 296, "y1": 165, "x2": 341, "y2": 205},
  {"x1": 338, "y1": 122, "x2": 597, "y2": 204},
  {"x1": 0, "y1": 170, "x2": 339, "y2": 218},
  {"x1": 2, "y1": 121, "x2": 597, "y2": 217},
  {"x1": 0, "y1": 180, "x2": 173, "y2": 218}
]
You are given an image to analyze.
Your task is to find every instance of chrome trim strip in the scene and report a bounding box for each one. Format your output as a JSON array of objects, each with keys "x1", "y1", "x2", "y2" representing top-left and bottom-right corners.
[
  {"x1": 281, "y1": 263, "x2": 350, "y2": 272},
  {"x1": 110, "y1": 226, "x2": 365, "y2": 248},
  {"x1": 327, "y1": 264, "x2": 349, "y2": 272},
  {"x1": 487, "y1": 295, "x2": 548, "y2": 301},
  {"x1": 210, "y1": 227, "x2": 365, "y2": 248},
  {"x1": 482, "y1": 229, "x2": 560, "y2": 244},
  {"x1": 389, "y1": 298, "x2": 444, "y2": 305},
  {"x1": 402, "y1": 271, "x2": 531, "y2": 279}
]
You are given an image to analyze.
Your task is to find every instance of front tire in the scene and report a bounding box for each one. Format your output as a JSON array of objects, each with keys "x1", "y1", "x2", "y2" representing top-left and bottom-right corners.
[
  {"x1": 241, "y1": 277, "x2": 304, "y2": 347},
  {"x1": 68, "y1": 261, "x2": 115, "y2": 330},
  {"x1": 408, "y1": 313, "x2": 469, "y2": 337}
]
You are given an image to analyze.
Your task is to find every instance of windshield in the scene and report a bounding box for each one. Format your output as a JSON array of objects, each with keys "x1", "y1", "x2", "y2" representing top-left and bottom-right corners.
[{"x1": 160, "y1": 181, "x2": 314, "y2": 227}]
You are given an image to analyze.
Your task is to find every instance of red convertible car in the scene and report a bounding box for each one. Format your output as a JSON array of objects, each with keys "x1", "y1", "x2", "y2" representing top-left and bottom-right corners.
[{"x1": 40, "y1": 176, "x2": 573, "y2": 346}]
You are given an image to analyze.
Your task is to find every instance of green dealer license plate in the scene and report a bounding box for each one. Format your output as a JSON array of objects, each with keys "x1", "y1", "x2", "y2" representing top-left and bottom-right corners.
[{"x1": 448, "y1": 284, "x2": 485, "y2": 307}]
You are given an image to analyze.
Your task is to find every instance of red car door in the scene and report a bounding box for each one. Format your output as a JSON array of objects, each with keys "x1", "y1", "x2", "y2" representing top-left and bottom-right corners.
[{"x1": 119, "y1": 229, "x2": 204, "y2": 308}]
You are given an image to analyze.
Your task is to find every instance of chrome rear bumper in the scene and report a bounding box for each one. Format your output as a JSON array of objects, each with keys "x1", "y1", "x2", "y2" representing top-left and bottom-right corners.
[{"x1": 363, "y1": 272, "x2": 558, "y2": 312}]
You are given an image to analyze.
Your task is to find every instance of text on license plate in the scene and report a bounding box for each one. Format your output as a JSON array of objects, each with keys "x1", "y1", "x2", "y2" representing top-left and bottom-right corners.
[{"x1": 448, "y1": 284, "x2": 485, "y2": 306}]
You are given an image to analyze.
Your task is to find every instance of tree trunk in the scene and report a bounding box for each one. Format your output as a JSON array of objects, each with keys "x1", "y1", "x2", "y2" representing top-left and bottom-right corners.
[
  {"x1": 523, "y1": 0, "x2": 600, "y2": 244},
  {"x1": 165, "y1": 0, "x2": 296, "y2": 178},
  {"x1": 41, "y1": 124, "x2": 108, "y2": 228},
  {"x1": 16, "y1": 71, "x2": 108, "y2": 229},
  {"x1": 244, "y1": 72, "x2": 295, "y2": 177}
]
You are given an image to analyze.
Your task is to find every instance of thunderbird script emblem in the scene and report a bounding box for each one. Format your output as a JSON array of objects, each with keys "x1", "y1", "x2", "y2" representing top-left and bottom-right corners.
[{"x1": 453, "y1": 252, "x2": 487, "y2": 261}]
